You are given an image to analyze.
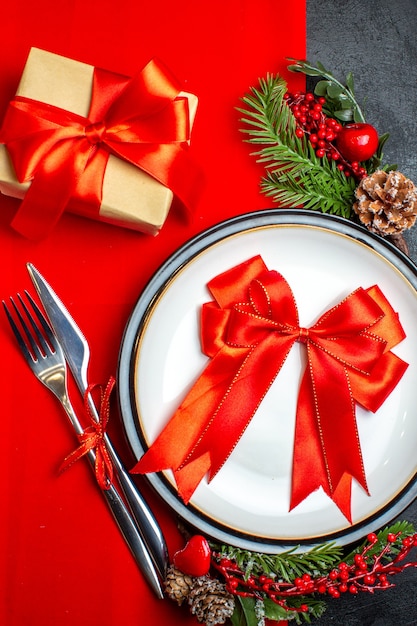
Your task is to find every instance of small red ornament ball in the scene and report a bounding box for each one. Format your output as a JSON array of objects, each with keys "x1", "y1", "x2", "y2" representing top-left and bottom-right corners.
[
  {"x1": 335, "y1": 122, "x2": 379, "y2": 162},
  {"x1": 173, "y1": 535, "x2": 211, "y2": 577}
]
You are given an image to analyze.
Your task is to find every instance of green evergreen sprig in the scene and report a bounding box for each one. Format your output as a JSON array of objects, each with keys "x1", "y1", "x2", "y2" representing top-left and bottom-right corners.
[
  {"x1": 214, "y1": 541, "x2": 343, "y2": 583},
  {"x1": 211, "y1": 541, "x2": 342, "y2": 623},
  {"x1": 208, "y1": 521, "x2": 417, "y2": 625},
  {"x1": 239, "y1": 73, "x2": 356, "y2": 217}
]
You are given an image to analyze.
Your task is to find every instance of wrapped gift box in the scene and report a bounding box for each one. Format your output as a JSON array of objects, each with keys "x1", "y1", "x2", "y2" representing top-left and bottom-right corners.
[{"x1": 0, "y1": 48, "x2": 198, "y2": 236}]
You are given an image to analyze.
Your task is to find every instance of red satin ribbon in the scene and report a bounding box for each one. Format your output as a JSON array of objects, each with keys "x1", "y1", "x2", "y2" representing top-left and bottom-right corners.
[
  {"x1": 59, "y1": 377, "x2": 115, "y2": 490},
  {"x1": 0, "y1": 58, "x2": 202, "y2": 239},
  {"x1": 132, "y1": 256, "x2": 408, "y2": 522}
]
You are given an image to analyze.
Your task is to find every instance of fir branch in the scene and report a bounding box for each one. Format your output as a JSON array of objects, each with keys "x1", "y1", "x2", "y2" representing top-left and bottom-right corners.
[
  {"x1": 261, "y1": 166, "x2": 355, "y2": 218},
  {"x1": 239, "y1": 73, "x2": 356, "y2": 217},
  {"x1": 211, "y1": 522, "x2": 417, "y2": 625},
  {"x1": 214, "y1": 542, "x2": 344, "y2": 584}
]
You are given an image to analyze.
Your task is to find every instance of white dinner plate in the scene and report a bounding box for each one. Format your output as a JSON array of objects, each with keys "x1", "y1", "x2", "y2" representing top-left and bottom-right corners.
[{"x1": 117, "y1": 209, "x2": 417, "y2": 552}]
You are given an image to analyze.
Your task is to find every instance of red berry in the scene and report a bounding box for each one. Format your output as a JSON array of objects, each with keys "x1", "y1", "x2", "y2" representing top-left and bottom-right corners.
[
  {"x1": 402, "y1": 536, "x2": 413, "y2": 547},
  {"x1": 335, "y1": 122, "x2": 379, "y2": 162},
  {"x1": 364, "y1": 574, "x2": 376, "y2": 585}
]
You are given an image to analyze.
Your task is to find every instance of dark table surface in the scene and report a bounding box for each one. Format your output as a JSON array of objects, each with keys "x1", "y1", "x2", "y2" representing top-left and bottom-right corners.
[{"x1": 308, "y1": 1, "x2": 417, "y2": 623}]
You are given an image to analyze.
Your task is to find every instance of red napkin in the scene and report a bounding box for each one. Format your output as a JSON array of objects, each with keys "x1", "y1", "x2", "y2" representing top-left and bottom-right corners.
[{"x1": 0, "y1": 2, "x2": 306, "y2": 625}]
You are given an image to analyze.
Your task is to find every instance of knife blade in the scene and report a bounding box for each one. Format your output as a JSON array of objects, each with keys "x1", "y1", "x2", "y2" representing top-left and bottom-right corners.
[{"x1": 27, "y1": 263, "x2": 169, "y2": 586}]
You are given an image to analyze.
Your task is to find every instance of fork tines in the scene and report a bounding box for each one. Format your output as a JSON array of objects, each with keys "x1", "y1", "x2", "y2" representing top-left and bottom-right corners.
[{"x1": 3, "y1": 292, "x2": 57, "y2": 363}]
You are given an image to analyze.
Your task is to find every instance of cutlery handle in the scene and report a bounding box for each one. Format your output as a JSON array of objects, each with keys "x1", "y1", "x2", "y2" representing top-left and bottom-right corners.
[
  {"x1": 81, "y1": 384, "x2": 168, "y2": 579},
  {"x1": 62, "y1": 363, "x2": 168, "y2": 582},
  {"x1": 104, "y1": 433, "x2": 169, "y2": 579},
  {"x1": 101, "y1": 479, "x2": 165, "y2": 599},
  {"x1": 61, "y1": 395, "x2": 165, "y2": 599}
]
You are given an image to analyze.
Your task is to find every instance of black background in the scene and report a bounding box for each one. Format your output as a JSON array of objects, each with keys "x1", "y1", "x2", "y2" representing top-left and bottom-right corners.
[{"x1": 308, "y1": 1, "x2": 417, "y2": 623}]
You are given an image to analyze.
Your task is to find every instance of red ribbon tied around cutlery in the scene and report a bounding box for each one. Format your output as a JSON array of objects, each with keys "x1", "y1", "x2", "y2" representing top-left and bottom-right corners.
[
  {"x1": 59, "y1": 377, "x2": 115, "y2": 490},
  {"x1": 0, "y1": 58, "x2": 201, "y2": 239},
  {"x1": 132, "y1": 256, "x2": 409, "y2": 522}
]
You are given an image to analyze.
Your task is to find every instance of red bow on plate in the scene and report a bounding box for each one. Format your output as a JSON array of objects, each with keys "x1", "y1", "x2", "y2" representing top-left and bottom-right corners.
[{"x1": 133, "y1": 256, "x2": 408, "y2": 522}]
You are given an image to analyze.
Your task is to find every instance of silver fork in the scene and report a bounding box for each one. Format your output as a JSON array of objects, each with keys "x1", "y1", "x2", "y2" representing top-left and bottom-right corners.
[{"x1": 3, "y1": 291, "x2": 165, "y2": 599}]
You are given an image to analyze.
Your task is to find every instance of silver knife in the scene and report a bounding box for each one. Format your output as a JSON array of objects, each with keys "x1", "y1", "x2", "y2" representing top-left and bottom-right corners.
[{"x1": 27, "y1": 263, "x2": 168, "y2": 587}]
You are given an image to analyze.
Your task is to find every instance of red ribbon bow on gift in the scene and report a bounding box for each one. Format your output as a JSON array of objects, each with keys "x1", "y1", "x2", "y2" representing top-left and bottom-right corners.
[
  {"x1": 59, "y1": 377, "x2": 115, "y2": 490},
  {"x1": 0, "y1": 58, "x2": 201, "y2": 239},
  {"x1": 132, "y1": 256, "x2": 408, "y2": 522}
]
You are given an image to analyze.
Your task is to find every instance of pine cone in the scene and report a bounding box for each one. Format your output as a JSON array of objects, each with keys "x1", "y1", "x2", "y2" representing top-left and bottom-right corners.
[
  {"x1": 164, "y1": 565, "x2": 195, "y2": 605},
  {"x1": 188, "y1": 575, "x2": 235, "y2": 626},
  {"x1": 353, "y1": 169, "x2": 417, "y2": 237}
]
